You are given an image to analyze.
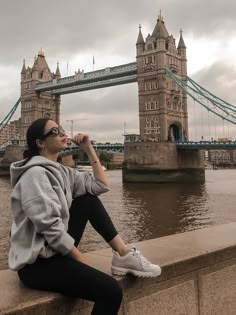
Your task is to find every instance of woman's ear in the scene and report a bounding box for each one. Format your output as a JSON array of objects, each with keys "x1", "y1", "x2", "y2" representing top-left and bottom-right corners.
[{"x1": 36, "y1": 139, "x2": 44, "y2": 150}]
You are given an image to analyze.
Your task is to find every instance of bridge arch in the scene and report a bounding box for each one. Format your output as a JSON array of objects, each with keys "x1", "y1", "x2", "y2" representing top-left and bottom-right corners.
[{"x1": 168, "y1": 122, "x2": 181, "y2": 141}]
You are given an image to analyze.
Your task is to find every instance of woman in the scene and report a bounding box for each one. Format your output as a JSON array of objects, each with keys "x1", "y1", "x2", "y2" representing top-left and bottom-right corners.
[{"x1": 8, "y1": 118, "x2": 161, "y2": 315}]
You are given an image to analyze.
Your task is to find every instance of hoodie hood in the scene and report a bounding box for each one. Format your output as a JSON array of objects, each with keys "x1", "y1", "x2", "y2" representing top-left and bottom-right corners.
[{"x1": 10, "y1": 156, "x2": 60, "y2": 188}]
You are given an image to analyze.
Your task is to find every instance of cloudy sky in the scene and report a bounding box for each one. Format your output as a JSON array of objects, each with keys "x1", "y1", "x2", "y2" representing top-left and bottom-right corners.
[{"x1": 1, "y1": 0, "x2": 236, "y2": 142}]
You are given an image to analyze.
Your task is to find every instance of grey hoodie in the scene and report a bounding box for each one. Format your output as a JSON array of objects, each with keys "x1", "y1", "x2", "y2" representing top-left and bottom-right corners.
[{"x1": 8, "y1": 156, "x2": 109, "y2": 271}]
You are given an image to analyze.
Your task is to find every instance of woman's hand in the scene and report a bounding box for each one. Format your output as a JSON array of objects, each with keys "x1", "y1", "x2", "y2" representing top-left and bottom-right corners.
[
  {"x1": 68, "y1": 246, "x2": 92, "y2": 267},
  {"x1": 68, "y1": 133, "x2": 93, "y2": 153},
  {"x1": 69, "y1": 133, "x2": 109, "y2": 188}
]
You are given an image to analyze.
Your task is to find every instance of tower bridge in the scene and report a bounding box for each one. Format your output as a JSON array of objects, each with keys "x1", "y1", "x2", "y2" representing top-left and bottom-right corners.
[
  {"x1": 1, "y1": 12, "x2": 236, "y2": 182},
  {"x1": 35, "y1": 62, "x2": 138, "y2": 94}
]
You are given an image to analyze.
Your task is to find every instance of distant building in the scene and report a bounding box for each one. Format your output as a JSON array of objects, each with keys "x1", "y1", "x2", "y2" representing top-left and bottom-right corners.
[
  {"x1": 109, "y1": 152, "x2": 124, "y2": 165},
  {"x1": 103, "y1": 150, "x2": 124, "y2": 166},
  {"x1": 0, "y1": 119, "x2": 21, "y2": 146},
  {"x1": 208, "y1": 150, "x2": 236, "y2": 165}
]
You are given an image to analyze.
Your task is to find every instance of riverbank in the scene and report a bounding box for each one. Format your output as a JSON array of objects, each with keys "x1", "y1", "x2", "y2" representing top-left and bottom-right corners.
[{"x1": 1, "y1": 223, "x2": 236, "y2": 314}]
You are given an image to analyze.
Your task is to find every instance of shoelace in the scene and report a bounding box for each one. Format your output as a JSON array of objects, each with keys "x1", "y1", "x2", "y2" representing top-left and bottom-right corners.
[{"x1": 131, "y1": 247, "x2": 151, "y2": 265}]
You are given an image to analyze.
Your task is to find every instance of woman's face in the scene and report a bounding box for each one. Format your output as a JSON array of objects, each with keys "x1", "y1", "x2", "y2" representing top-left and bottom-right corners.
[{"x1": 42, "y1": 120, "x2": 68, "y2": 153}]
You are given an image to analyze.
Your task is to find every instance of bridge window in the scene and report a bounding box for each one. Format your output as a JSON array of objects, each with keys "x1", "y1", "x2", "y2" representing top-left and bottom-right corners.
[
  {"x1": 144, "y1": 117, "x2": 160, "y2": 134},
  {"x1": 24, "y1": 82, "x2": 30, "y2": 90},
  {"x1": 145, "y1": 102, "x2": 150, "y2": 110},
  {"x1": 24, "y1": 101, "x2": 32, "y2": 109},
  {"x1": 145, "y1": 99, "x2": 159, "y2": 111},
  {"x1": 144, "y1": 81, "x2": 157, "y2": 91},
  {"x1": 24, "y1": 116, "x2": 31, "y2": 124}
]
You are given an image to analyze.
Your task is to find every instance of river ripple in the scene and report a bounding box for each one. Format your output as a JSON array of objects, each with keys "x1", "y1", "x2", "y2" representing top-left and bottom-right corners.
[{"x1": 0, "y1": 169, "x2": 236, "y2": 270}]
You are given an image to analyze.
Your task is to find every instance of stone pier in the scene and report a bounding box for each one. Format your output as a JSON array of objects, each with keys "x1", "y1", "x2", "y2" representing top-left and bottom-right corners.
[
  {"x1": 0, "y1": 146, "x2": 75, "y2": 174},
  {"x1": 123, "y1": 142, "x2": 205, "y2": 183}
]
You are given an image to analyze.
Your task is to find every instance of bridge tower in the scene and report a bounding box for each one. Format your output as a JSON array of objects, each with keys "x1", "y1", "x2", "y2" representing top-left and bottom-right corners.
[
  {"x1": 136, "y1": 14, "x2": 188, "y2": 142},
  {"x1": 123, "y1": 14, "x2": 205, "y2": 183},
  {"x1": 20, "y1": 50, "x2": 61, "y2": 143}
]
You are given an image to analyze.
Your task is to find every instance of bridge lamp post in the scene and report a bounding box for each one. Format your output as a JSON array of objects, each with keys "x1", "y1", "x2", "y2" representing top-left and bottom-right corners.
[{"x1": 66, "y1": 119, "x2": 88, "y2": 138}]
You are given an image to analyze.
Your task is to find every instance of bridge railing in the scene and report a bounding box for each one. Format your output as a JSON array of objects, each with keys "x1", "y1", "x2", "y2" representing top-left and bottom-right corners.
[
  {"x1": 35, "y1": 62, "x2": 137, "y2": 91},
  {"x1": 176, "y1": 141, "x2": 236, "y2": 150}
]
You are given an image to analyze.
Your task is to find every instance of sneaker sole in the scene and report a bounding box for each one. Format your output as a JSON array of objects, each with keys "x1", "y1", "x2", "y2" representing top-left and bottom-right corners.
[{"x1": 111, "y1": 266, "x2": 161, "y2": 278}]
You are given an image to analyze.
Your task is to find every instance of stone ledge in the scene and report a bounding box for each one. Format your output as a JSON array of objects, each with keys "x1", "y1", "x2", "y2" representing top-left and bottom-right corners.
[{"x1": 1, "y1": 222, "x2": 236, "y2": 314}]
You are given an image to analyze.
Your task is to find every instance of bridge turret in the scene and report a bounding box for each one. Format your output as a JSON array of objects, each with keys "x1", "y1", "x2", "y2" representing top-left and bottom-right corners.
[
  {"x1": 136, "y1": 24, "x2": 145, "y2": 76},
  {"x1": 136, "y1": 24, "x2": 145, "y2": 55},
  {"x1": 21, "y1": 59, "x2": 26, "y2": 74},
  {"x1": 20, "y1": 59, "x2": 26, "y2": 82},
  {"x1": 152, "y1": 13, "x2": 169, "y2": 53},
  {"x1": 177, "y1": 29, "x2": 186, "y2": 51},
  {"x1": 31, "y1": 49, "x2": 52, "y2": 81},
  {"x1": 152, "y1": 14, "x2": 169, "y2": 38},
  {"x1": 177, "y1": 29, "x2": 187, "y2": 76},
  {"x1": 54, "y1": 62, "x2": 61, "y2": 79}
]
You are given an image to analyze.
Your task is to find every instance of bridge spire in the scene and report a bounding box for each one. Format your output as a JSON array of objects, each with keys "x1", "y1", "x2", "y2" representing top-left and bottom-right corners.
[
  {"x1": 178, "y1": 29, "x2": 186, "y2": 49},
  {"x1": 158, "y1": 9, "x2": 163, "y2": 22},
  {"x1": 21, "y1": 59, "x2": 26, "y2": 74},
  {"x1": 38, "y1": 48, "x2": 45, "y2": 57},
  {"x1": 152, "y1": 10, "x2": 169, "y2": 38},
  {"x1": 136, "y1": 24, "x2": 144, "y2": 45},
  {"x1": 55, "y1": 62, "x2": 61, "y2": 79}
]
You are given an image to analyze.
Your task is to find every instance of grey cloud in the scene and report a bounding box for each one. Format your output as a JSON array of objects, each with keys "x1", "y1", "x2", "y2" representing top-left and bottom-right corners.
[
  {"x1": 192, "y1": 61, "x2": 236, "y2": 105},
  {"x1": 1, "y1": 0, "x2": 236, "y2": 65},
  {"x1": 61, "y1": 83, "x2": 138, "y2": 114},
  {"x1": 1, "y1": 0, "x2": 236, "y2": 142},
  {"x1": 187, "y1": 61, "x2": 236, "y2": 139}
]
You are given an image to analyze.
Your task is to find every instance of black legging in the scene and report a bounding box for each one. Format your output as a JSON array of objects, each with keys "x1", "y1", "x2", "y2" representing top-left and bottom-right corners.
[{"x1": 18, "y1": 194, "x2": 122, "y2": 315}]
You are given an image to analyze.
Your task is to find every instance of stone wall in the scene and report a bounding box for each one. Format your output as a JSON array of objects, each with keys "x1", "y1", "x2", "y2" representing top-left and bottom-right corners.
[
  {"x1": 1, "y1": 223, "x2": 236, "y2": 314},
  {"x1": 124, "y1": 142, "x2": 178, "y2": 169},
  {"x1": 123, "y1": 142, "x2": 205, "y2": 183},
  {"x1": 177, "y1": 148, "x2": 205, "y2": 169},
  {"x1": 0, "y1": 147, "x2": 75, "y2": 169},
  {"x1": 0, "y1": 146, "x2": 24, "y2": 166}
]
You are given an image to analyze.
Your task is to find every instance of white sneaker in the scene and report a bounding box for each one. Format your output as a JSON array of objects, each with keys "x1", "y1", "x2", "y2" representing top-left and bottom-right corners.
[{"x1": 111, "y1": 247, "x2": 161, "y2": 278}]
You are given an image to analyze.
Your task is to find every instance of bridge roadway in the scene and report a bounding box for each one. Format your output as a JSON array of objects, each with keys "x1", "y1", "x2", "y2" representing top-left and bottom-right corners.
[
  {"x1": 1, "y1": 141, "x2": 236, "y2": 159},
  {"x1": 59, "y1": 141, "x2": 236, "y2": 157},
  {"x1": 59, "y1": 143, "x2": 124, "y2": 157},
  {"x1": 35, "y1": 62, "x2": 137, "y2": 94}
]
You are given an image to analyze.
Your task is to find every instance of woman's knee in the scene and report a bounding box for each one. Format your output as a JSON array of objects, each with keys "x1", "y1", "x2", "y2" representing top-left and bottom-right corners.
[{"x1": 104, "y1": 277, "x2": 123, "y2": 304}]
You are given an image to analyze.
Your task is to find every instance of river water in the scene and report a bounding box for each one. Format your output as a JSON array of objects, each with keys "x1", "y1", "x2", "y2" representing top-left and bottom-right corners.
[{"x1": 0, "y1": 169, "x2": 236, "y2": 270}]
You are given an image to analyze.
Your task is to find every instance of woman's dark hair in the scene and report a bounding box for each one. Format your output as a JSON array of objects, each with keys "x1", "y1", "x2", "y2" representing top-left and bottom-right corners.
[{"x1": 23, "y1": 118, "x2": 50, "y2": 159}]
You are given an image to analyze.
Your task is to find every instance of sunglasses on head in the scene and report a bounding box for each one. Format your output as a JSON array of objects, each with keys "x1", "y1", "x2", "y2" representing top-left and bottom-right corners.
[{"x1": 41, "y1": 126, "x2": 66, "y2": 140}]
